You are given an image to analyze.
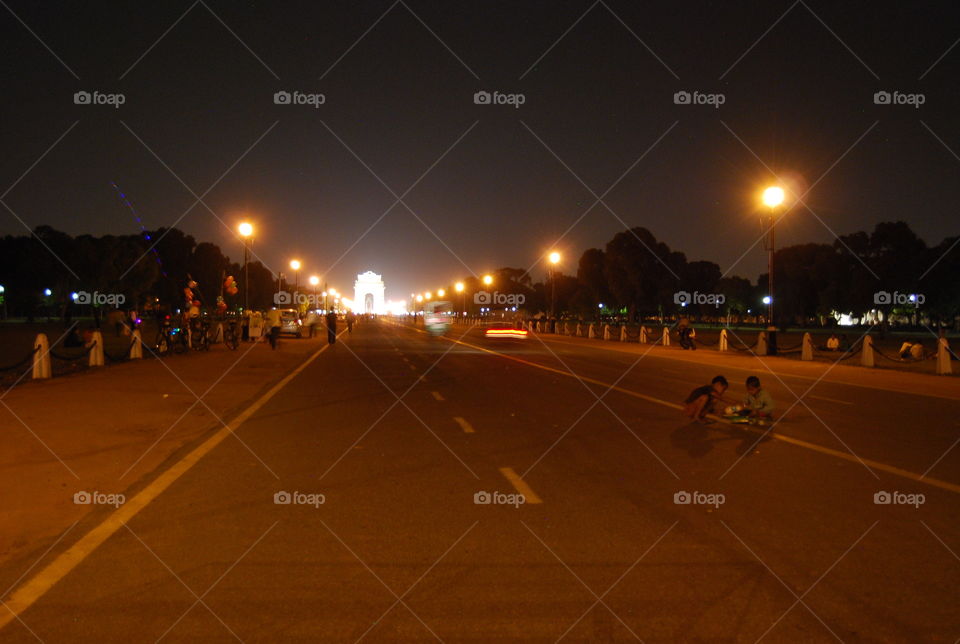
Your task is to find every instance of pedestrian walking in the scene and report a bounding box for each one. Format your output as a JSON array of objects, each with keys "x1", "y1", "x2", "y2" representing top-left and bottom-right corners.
[
  {"x1": 346, "y1": 311, "x2": 355, "y2": 334},
  {"x1": 266, "y1": 308, "x2": 282, "y2": 350},
  {"x1": 325, "y1": 309, "x2": 338, "y2": 344}
]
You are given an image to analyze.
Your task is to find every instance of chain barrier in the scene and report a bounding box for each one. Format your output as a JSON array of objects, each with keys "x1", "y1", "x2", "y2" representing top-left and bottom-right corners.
[
  {"x1": 105, "y1": 336, "x2": 139, "y2": 363},
  {"x1": 0, "y1": 345, "x2": 40, "y2": 372},
  {"x1": 49, "y1": 341, "x2": 96, "y2": 362}
]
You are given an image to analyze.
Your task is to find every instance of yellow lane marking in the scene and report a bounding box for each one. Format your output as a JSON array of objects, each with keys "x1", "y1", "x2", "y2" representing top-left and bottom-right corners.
[
  {"x1": 431, "y1": 391, "x2": 445, "y2": 402},
  {"x1": 0, "y1": 338, "x2": 340, "y2": 632},
  {"x1": 416, "y1": 327, "x2": 960, "y2": 496},
  {"x1": 499, "y1": 467, "x2": 543, "y2": 504},
  {"x1": 453, "y1": 416, "x2": 474, "y2": 433}
]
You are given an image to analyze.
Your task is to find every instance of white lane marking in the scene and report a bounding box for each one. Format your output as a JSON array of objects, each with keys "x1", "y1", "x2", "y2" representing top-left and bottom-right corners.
[
  {"x1": 0, "y1": 339, "x2": 339, "y2": 632},
  {"x1": 453, "y1": 416, "x2": 474, "y2": 433},
  {"x1": 499, "y1": 467, "x2": 543, "y2": 504},
  {"x1": 808, "y1": 395, "x2": 853, "y2": 406},
  {"x1": 431, "y1": 391, "x2": 445, "y2": 401}
]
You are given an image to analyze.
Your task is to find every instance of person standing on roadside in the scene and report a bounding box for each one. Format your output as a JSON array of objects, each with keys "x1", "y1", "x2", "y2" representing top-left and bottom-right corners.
[
  {"x1": 266, "y1": 307, "x2": 282, "y2": 350},
  {"x1": 346, "y1": 311, "x2": 355, "y2": 334},
  {"x1": 325, "y1": 309, "x2": 338, "y2": 344}
]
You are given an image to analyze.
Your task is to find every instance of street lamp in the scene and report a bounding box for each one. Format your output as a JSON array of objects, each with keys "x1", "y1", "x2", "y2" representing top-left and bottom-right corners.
[
  {"x1": 482, "y1": 274, "x2": 493, "y2": 286},
  {"x1": 309, "y1": 275, "x2": 319, "y2": 309},
  {"x1": 425, "y1": 291, "x2": 432, "y2": 300},
  {"x1": 437, "y1": 288, "x2": 445, "y2": 297},
  {"x1": 289, "y1": 259, "x2": 301, "y2": 298},
  {"x1": 548, "y1": 251, "x2": 561, "y2": 318},
  {"x1": 238, "y1": 222, "x2": 253, "y2": 310},
  {"x1": 455, "y1": 281, "x2": 464, "y2": 317},
  {"x1": 761, "y1": 186, "x2": 785, "y2": 353}
]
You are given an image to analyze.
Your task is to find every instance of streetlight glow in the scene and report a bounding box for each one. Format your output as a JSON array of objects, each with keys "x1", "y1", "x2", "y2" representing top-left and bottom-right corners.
[
  {"x1": 308, "y1": 275, "x2": 319, "y2": 286},
  {"x1": 437, "y1": 288, "x2": 445, "y2": 297},
  {"x1": 454, "y1": 282, "x2": 464, "y2": 293},
  {"x1": 548, "y1": 251, "x2": 561, "y2": 265},
  {"x1": 425, "y1": 291, "x2": 432, "y2": 300},
  {"x1": 762, "y1": 186, "x2": 785, "y2": 208},
  {"x1": 238, "y1": 222, "x2": 253, "y2": 238},
  {"x1": 482, "y1": 274, "x2": 493, "y2": 286},
  {"x1": 289, "y1": 259, "x2": 301, "y2": 271}
]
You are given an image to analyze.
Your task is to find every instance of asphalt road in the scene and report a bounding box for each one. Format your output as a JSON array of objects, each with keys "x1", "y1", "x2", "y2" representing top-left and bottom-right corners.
[{"x1": 2, "y1": 320, "x2": 959, "y2": 642}]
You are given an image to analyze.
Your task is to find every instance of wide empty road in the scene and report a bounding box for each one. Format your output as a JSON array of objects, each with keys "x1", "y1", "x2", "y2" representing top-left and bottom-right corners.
[{"x1": 2, "y1": 320, "x2": 959, "y2": 642}]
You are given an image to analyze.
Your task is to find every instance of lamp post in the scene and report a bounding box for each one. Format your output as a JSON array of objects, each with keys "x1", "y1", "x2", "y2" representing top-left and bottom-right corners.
[
  {"x1": 548, "y1": 251, "x2": 560, "y2": 318},
  {"x1": 238, "y1": 222, "x2": 253, "y2": 310},
  {"x1": 309, "y1": 275, "x2": 319, "y2": 309},
  {"x1": 454, "y1": 281, "x2": 464, "y2": 318},
  {"x1": 289, "y1": 259, "x2": 301, "y2": 299},
  {"x1": 761, "y1": 186, "x2": 785, "y2": 354}
]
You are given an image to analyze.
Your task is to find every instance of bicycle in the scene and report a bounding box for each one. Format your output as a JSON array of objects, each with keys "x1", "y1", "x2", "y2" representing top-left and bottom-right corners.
[
  {"x1": 223, "y1": 320, "x2": 240, "y2": 350},
  {"x1": 154, "y1": 316, "x2": 188, "y2": 356}
]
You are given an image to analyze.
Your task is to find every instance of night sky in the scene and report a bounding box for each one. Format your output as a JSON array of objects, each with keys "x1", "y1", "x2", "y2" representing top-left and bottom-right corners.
[{"x1": 1, "y1": 1, "x2": 958, "y2": 298}]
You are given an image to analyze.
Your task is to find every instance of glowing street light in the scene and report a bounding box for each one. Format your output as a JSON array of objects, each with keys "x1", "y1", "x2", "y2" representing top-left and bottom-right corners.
[
  {"x1": 437, "y1": 288, "x2": 445, "y2": 297},
  {"x1": 762, "y1": 186, "x2": 785, "y2": 208},
  {"x1": 547, "y1": 251, "x2": 561, "y2": 317},
  {"x1": 454, "y1": 281, "x2": 465, "y2": 317},
  {"x1": 238, "y1": 222, "x2": 254, "y2": 310},
  {"x1": 289, "y1": 259, "x2": 302, "y2": 298},
  {"x1": 760, "y1": 185, "x2": 785, "y2": 352},
  {"x1": 425, "y1": 291, "x2": 432, "y2": 300},
  {"x1": 308, "y1": 275, "x2": 319, "y2": 286},
  {"x1": 482, "y1": 274, "x2": 493, "y2": 286}
]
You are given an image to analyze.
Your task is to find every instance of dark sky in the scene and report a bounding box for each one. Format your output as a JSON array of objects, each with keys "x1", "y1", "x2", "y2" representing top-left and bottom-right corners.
[{"x1": 1, "y1": 1, "x2": 958, "y2": 299}]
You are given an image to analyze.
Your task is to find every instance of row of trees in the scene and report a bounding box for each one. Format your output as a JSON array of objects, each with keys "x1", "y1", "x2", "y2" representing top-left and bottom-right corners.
[
  {"x1": 0, "y1": 226, "x2": 278, "y2": 317},
  {"x1": 1, "y1": 220, "x2": 956, "y2": 327},
  {"x1": 471, "y1": 221, "x2": 958, "y2": 327}
]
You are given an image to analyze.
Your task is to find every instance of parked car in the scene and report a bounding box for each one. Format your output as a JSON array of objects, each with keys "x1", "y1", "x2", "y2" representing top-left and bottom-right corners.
[{"x1": 279, "y1": 309, "x2": 303, "y2": 337}]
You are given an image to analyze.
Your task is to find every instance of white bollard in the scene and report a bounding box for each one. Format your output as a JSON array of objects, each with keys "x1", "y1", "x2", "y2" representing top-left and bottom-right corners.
[
  {"x1": 719, "y1": 329, "x2": 728, "y2": 351},
  {"x1": 662, "y1": 327, "x2": 670, "y2": 346},
  {"x1": 756, "y1": 331, "x2": 767, "y2": 356},
  {"x1": 89, "y1": 331, "x2": 105, "y2": 367},
  {"x1": 603, "y1": 324, "x2": 611, "y2": 340},
  {"x1": 213, "y1": 323, "x2": 224, "y2": 344},
  {"x1": 527, "y1": 321, "x2": 534, "y2": 332},
  {"x1": 535, "y1": 321, "x2": 542, "y2": 333},
  {"x1": 640, "y1": 326, "x2": 647, "y2": 343},
  {"x1": 588, "y1": 324, "x2": 596, "y2": 339},
  {"x1": 801, "y1": 332, "x2": 813, "y2": 361},
  {"x1": 936, "y1": 337, "x2": 952, "y2": 375},
  {"x1": 861, "y1": 336, "x2": 874, "y2": 368},
  {"x1": 130, "y1": 329, "x2": 143, "y2": 359},
  {"x1": 32, "y1": 334, "x2": 51, "y2": 379},
  {"x1": 620, "y1": 326, "x2": 627, "y2": 342}
]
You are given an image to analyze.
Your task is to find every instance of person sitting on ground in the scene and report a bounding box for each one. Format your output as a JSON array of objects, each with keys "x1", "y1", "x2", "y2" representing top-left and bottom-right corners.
[
  {"x1": 682, "y1": 375, "x2": 730, "y2": 423},
  {"x1": 898, "y1": 341, "x2": 924, "y2": 359},
  {"x1": 743, "y1": 375, "x2": 775, "y2": 419},
  {"x1": 826, "y1": 334, "x2": 840, "y2": 351}
]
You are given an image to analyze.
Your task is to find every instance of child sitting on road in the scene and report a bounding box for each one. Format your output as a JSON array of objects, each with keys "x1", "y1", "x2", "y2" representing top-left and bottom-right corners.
[
  {"x1": 682, "y1": 375, "x2": 729, "y2": 422},
  {"x1": 743, "y1": 375, "x2": 775, "y2": 419}
]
